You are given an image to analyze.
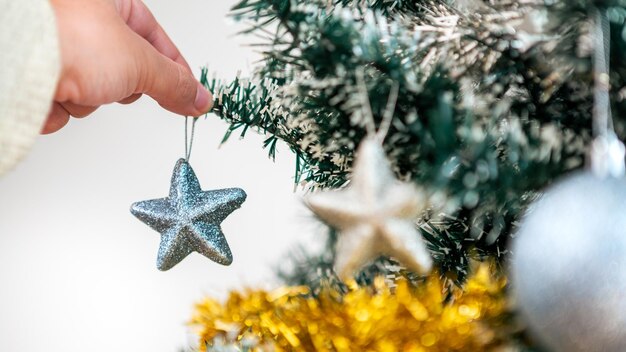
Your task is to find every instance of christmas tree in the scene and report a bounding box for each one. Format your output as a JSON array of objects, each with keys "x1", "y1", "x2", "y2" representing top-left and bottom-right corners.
[{"x1": 187, "y1": 0, "x2": 626, "y2": 350}]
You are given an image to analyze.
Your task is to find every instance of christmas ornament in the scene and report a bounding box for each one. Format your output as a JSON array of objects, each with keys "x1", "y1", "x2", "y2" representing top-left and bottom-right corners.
[
  {"x1": 131, "y1": 119, "x2": 246, "y2": 270},
  {"x1": 130, "y1": 159, "x2": 246, "y2": 270},
  {"x1": 511, "y1": 10, "x2": 626, "y2": 352},
  {"x1": 511, "y1": 171, "x2": 626, "y2": 352},
  {"x1": 191, "y1": 263, "x2": 523, "y2": 352},
  {"x1": 306, "y1": 138, "x2": 432, "y2": 280}
]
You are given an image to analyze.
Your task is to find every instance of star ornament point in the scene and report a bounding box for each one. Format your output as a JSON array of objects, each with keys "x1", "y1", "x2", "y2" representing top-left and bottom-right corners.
[
  {"x1": 131, "y1": 159, "x2": 246, "y2": 271},
  {"x1": 307, "y1": 139, "x2": 433, "y2": 280}
]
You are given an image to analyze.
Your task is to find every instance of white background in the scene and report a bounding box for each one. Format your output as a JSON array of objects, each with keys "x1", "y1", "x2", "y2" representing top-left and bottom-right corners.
[{"x1": 0, "y1": 1, "x2": 320, "y2": 350}]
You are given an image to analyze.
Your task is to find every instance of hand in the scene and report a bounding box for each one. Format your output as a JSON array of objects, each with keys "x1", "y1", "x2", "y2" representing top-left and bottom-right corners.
[{"x1": 44, "y1": 0, "x2": 212, "y2": 134}]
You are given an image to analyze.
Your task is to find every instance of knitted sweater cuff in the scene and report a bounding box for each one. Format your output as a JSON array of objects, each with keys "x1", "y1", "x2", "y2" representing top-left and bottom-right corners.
[{"x1": 0, "y1": 0, "x2": 61, "y2": 175}]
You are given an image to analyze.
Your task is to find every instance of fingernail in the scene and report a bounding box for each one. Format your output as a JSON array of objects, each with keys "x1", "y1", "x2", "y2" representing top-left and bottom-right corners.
[{"x1": 194, "y1": 84, "x2": 213, "y2": 113}]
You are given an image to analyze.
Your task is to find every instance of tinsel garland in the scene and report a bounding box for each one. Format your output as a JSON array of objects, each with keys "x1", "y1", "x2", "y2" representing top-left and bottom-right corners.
[{"x1": 190, "y1": 264, "x2": 533, "y2": 351}]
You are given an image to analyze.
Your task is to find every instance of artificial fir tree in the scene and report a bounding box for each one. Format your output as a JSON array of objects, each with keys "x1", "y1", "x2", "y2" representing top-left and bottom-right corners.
[{"x1": 187, "y1": 0, "x2": 626, "y2": 350}]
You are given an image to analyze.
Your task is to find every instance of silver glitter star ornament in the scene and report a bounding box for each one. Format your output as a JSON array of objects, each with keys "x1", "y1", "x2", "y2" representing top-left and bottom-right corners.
[
  {"x1": 307, "y1": 138, "x2": 433, "y2": 281},
  {"x1": 130, "y1": 159, "x2": 246, "y2": 271}
]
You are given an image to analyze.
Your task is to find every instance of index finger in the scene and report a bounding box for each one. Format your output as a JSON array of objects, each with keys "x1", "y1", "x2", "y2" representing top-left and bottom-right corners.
[{"x1": 115, "y1": 0, "x2": 191, "y2": 71}]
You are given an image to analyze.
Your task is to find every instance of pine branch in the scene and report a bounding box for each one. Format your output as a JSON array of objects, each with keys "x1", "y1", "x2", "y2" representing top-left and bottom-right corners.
[{"x1": 203, "y1": 0, "x2": 626, "y2": 282}]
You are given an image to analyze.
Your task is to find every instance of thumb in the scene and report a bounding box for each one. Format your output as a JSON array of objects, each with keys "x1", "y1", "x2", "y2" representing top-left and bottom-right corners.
[{"x1": 139, "y1": 45, "x2": 212, "y2": 117}]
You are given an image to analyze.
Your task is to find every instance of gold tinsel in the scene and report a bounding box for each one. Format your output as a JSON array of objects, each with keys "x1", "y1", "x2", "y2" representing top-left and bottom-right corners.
[{"x1": 190, "y1": 264, "x2": 522, "y2": 351}]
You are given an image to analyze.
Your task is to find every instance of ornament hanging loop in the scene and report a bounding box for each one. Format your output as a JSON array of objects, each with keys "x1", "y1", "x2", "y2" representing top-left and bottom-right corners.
[
  {"x1": 355, "y1": 68, "x2": 399, "y2": 144},
  {"x1": 184, "y1": 116, "x2": 198, "y2": 161},
  {"x1": 588, "y1": 8, "x2": 626, "y2": 178},
  {"x1": 376, "y1": 83, "x2": 399, "y2": 143}
]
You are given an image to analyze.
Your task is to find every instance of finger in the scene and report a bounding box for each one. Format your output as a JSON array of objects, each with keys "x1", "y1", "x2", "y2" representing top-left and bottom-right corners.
[
  {"x1": 119, "y1": 93, "x2": 142, "y2": 105},
  {"x1": 61, "y1": 102, "x2": 99, "y2": 118},
  {"x1": 42, "y1": 102, "x2": 70, "y2": 134},
  {"x1": 139, "y1": 43, "x2": 213, "y2": 116},
  {"x1": 117, "y1": 0, "x2": 191, "y2": 71}
]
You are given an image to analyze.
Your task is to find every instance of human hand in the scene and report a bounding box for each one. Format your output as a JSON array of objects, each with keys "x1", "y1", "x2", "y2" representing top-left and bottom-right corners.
[{"x1": 44, "y1": 0, "x2": 212, "y2": 134}]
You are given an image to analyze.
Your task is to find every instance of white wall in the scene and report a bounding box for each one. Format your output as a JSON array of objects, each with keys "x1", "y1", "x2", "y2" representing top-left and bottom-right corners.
[{"x1": 0, "y1": 1, "x2": 320, "y2": 351}]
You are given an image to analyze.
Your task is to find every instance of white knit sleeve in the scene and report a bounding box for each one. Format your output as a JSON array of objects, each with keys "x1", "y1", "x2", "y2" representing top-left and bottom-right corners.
[{"x1": 0, "y1": 0, "x2": 61, "y2": 175}]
